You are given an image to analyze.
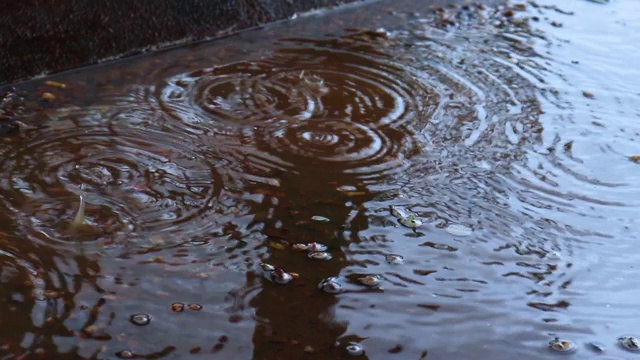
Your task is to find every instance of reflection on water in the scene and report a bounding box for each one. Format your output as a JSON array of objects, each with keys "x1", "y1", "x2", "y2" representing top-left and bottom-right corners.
[{"x1": 1, "y1": 0, "x2": 640, "y2": 358}]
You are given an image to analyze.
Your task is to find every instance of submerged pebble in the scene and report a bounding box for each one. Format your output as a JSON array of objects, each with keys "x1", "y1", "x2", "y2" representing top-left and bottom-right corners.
[
  {"x1": 345, "y1": 342, "x2": 365, "y2": 356},
  {"x1": 318, "y1": 277, "x2": 343, "y2": 294},
  {"x1": 548, "y1": 338, "x2": 576, "y2": 353}
]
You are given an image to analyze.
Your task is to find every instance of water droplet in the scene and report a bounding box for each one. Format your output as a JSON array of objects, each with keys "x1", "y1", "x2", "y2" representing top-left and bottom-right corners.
[
  {"x1": 129, "y1": 313, "x2": 151, "y2": 326},
  {"x1": 345, "y1": 342, "x2": 365, "y2": 356}
]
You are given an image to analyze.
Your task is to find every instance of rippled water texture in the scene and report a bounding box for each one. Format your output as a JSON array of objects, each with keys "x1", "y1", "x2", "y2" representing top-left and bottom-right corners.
[{"x1": 1, "y1": 0, "x2": 640, "y2": 359}]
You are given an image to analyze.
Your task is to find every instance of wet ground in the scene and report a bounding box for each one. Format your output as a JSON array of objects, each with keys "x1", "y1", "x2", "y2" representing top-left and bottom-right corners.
[{"x1": 1, "y1": 0, "x2": 639, "y2": 359}]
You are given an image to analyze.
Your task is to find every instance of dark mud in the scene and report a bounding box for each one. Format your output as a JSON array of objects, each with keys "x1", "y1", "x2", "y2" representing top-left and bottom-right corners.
[{"x1": 1, "y1": 0, "x2": 639, "y2": 359}]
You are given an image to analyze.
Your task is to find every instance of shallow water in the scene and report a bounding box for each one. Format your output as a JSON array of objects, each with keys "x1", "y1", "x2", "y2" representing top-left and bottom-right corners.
[{"x1": 1, "y1": 0, "x2": 640, "y2": 359}]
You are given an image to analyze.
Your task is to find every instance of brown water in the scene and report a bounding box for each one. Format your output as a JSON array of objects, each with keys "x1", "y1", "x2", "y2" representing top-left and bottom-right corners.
[{"x1": 1, "y1": 0, "x2": 640, "y2": 359}]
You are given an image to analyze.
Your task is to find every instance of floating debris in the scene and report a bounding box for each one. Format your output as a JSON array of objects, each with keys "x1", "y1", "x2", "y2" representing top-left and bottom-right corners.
[
  {"x1": 129, "y1": 313, "x2": 151, "y2": 326},
  {"x1": 41, "y1": 92, "x2": 56, "y2": 101},
  {"x1": 582, "y1": 90, "x2": 595, "y2": 99},
  {"x1": 358, "y1": 275, "x2": 382, "y2": 287},
  {"x1": 618, "y1": 336, "x2": 640, "y2": 352},
  {"x1": 445, "y1": 223, "x2": 473, "y2": 237},
  {"x1": 318, "y1": 277, "x2": 343, "y2": 294},
  {"x1": 345, "y1": 342, "x2": 365, "y2": 356},
  {"x1": 292, "y1": 243, "x2": 309, "y2": 251},
  {"x1": 44, "y1": 80, "x2": 67, "y2": 88},
  {"x1": 308, "y1": 251, "x2": 332, "y2": 260},
  {"x1": 548, "y1": 337, "x2": 577, "y2": 353},
  {"x1": 187, "y1": 304, "x2": 203, "y2": 311},
  {"x1": 311, "y1": 215, "x2": 330, "y2": 222},
  {"x1": 385, "y1": 254, "x2": 404, "y2": 265},
  {"x1": 390, "y1": 205, "x2": 423, "y2": 229}
]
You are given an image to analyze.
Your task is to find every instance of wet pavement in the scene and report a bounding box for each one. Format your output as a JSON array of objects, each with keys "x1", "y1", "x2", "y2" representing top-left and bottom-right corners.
[{"x1": 1, "y1": 0, "x2": 639, "y2": 359}]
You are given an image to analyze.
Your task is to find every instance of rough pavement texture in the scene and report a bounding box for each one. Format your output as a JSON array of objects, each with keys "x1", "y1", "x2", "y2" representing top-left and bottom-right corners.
[{"x1": 0, "y1": 0, "x2": 360, "y2": 85}]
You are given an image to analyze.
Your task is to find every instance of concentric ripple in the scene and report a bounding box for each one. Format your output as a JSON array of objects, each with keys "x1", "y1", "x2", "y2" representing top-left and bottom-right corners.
[
  {"x1": 156, "y1": 37, "x2": 437, "y2": 129},
  {"x1": 0, "y1": 119, "x2": 224, "y2": 249},
  {"x1": 247, "y1": 118, "x2": 418, "y2": 181}
]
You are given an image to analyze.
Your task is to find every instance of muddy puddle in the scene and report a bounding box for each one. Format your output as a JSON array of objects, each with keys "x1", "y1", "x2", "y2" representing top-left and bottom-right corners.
[{"x1": 1, "y1": 0, "x2": 639, "y2": 359}]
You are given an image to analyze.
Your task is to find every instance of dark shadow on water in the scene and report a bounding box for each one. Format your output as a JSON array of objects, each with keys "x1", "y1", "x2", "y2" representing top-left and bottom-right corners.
[{"x1": 242, "y1": 156, "x2": 374, "y2": 359}]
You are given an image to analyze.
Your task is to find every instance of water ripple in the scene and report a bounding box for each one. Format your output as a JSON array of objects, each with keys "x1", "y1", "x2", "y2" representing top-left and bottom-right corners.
[
  {"x1": 155, "y1": 36, "x2": 438, "y2": 129},
  {"x1": 0, "y1": 116, "x2": 227, "y2": 250}
]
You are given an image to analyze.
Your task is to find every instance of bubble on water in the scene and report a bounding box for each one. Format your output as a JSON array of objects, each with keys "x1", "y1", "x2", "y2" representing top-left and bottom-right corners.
[
  {"x1": 345, "y1": 342, "x2": 365, "y2": 356},
  {"x1": 129, "y1": 313, "x2": 151, "y2": 326},
  {"x1": 308, "y1": 251, "x2": 332, "y2": 260}
]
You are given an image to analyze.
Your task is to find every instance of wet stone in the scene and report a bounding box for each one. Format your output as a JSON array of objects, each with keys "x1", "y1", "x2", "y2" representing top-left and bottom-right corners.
[
  {"x1": 385, "y1": 254, "x2": 404, "y2": 264},
  {"x1": 358, "y1": 275, "x2": 382, "y2": 287},
  {"x1": 548, "y1": 338, "x2": 577, "y2": 353},
  {"x1": 618, "y1": 336, "x2": 640, "y2": 352},
  {"x1": 171, "y1": 303, "x2": 185, "y2": 312},
  {"x1": 129, "y1": 313, "x2": 151, "y2": 326},
  {"x1": 116, "y1": 350, "x2": 135, "y2": 359}
]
